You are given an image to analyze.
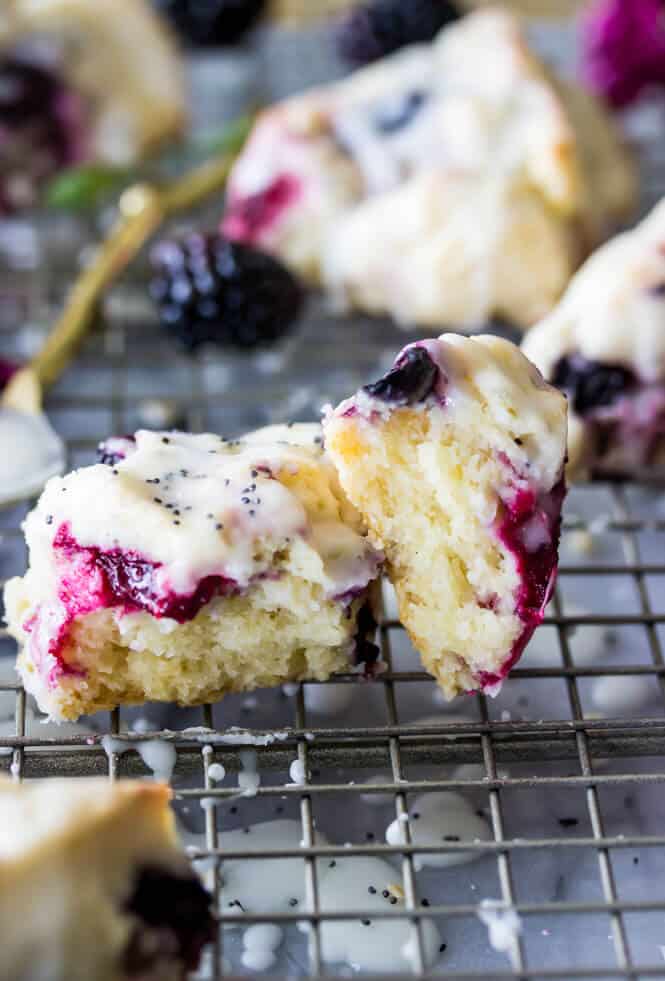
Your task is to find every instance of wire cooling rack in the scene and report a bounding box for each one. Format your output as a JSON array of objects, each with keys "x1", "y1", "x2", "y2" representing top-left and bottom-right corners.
[{"x1": 2, "y1": 15, "x2": 665, "y2": 981}]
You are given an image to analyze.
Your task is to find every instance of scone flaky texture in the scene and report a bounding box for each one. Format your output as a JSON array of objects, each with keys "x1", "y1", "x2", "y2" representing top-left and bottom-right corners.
[
  {"x1": 5, "y1": 426, "x2": 382, "y2": 721},
  {"x1": 1, "y1": 0, "x2": 185, "y2": 166},
  {"x1": 0, "y1": 778, "x2": 209, "y2": 981},
  {"x1": 324, "y1": 334, "x2": 567, "y2": 698},
  {"x1": 523, "y1": 198, "x2": 665, "y2": 481},
  {"x1": 222, "y1": 7, "x2": 635, "y2": 331}
]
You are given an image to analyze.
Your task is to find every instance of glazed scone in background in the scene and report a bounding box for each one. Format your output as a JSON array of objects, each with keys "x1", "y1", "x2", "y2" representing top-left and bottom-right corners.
[
  {"x1": 0, "y1": 778, "x2": 212, "y2": 981},
  {"x1": 223, "y1": 7, "x2": 635, "y2": 331},
  {"x1": 523, "y1": 199, "x2": 665, "y2": 480},
  {"x1": 1, "y1": 0, "x2": 185, "y2": 166},
  {"x1": 324, "y1": 334, "x2": 567, "y2": 698},
  {"x1": 5, "y1": 426, "x2": 382, "y2": 721}
]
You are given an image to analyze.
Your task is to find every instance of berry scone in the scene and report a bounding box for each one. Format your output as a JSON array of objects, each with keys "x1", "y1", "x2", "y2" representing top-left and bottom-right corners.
[
  {"x1": 5, "y1": 426, "x2": 383, "y2": 721},
  {"x1": 222, "y1": 7, "x2": 635, "y2": 330},
  {"x1": 522, "y1": 199, "x2": 665, "y2": 481},
  {"x1": 323, "y1": 335, "x2": 567, "y2": 698},
  {"x1": 0, "y1": 778, "x2": 213, "y2": 981},
  {"x1": 0, "y1": 0, "x2": 185, "y2": 212}
]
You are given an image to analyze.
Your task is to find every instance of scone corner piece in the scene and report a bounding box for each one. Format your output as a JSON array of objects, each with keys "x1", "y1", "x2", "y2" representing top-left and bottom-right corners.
[
  {"x1": 522, "y1": 197, "x2": 665, "y2": 483},
  {"x1": 0, "y1": 776, "x2": 213, "y2": 981},
  {"x1": 324, "y1": 334, "x2": 567, "y2": 699},
  {"x1": 5, "y1": 425, "x2": 383, "y2": 721}
]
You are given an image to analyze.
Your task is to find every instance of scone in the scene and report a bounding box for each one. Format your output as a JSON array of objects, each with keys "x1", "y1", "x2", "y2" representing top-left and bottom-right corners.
[
  {"x1": 5, "y1": 425, "x2": 383, "y2": 721},
  {"x1": 522, "y1": 199, "x2": 665, "y2": 482},
  {"x1": 0, "y1": 0, "x2": 185, "y2": 212},
  {"x1": 222, "y1": 7, "x2": 636, "y2": 330},
  {"x1": 0, "y1": 778, "x2": 213, "y2": 981},
  {"x1": 324, "y1": 335, "x2": 567, "y2": 698}
]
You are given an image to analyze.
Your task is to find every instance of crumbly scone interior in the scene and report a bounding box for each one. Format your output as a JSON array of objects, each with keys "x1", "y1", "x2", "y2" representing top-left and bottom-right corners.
[
  {"x1": 8, "y1": 577, "x2": 362, "y2": 722},
  {"x1": 327, "y1": 409, "x2": 524, "y2": 697}
]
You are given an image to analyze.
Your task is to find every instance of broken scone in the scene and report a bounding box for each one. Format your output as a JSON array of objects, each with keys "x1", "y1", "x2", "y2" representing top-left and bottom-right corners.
[
  {"x1": 324, "y1": 334, "x2": 567, "y2": 698},
  {"x1": 0, "y1": 778, "x2": 213, "y2": 981},
  {"x1": 523, "y1": 198, "x2": 665, "y2": 481},
  {"x1": 5, "y1": 426, "x2": 382, "y2": 721},
  {"x1": 0, "y1": 0, "x2": 185, "y2": 212},
  {"x1": 222, "y1": 7, "x2": 635, "y2": 330}
]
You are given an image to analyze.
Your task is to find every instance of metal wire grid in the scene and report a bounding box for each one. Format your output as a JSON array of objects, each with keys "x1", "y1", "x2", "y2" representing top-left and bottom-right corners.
[
  {"x1": 3, "y1": 310, "x2": 665, "y2": 979},
  {"x1": 0, "y1": 27, "x2": 665, "y2": 981}
]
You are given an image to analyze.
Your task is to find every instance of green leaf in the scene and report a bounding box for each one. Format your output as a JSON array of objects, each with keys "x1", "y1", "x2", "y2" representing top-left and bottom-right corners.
[
  {"x1": 192, "y1": 113, "x2": 255, "y2": 158},
  {"x1": 44, "y1": 165, "x2": 132, "y2": 210}
]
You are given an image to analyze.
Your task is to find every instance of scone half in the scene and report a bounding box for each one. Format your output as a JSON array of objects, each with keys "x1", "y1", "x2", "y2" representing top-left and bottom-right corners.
[
  {"x1": 324, "y1": 334, "x2": 567, "y2": 698},
  {"x1": 5, "y1": 425, "x2": 383, "y2": 721}
]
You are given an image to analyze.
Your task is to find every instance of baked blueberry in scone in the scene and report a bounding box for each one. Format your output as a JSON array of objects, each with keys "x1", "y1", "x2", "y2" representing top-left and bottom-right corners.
[
  {"x1": 0, "y1": 778, "x2": 213, "y2": 981},
  {"x1": 0, "y1": 0, "x2": 185, "y2": 212},
  {"x1": 522, "y1": 199, "x2": 665, "y2": 481},
  {"x1": 5, "y1": 425, "x2": 382, "y2": 721},
  {"x1": 222, "y1": 7, "x2": 635, "y2": 331},
  {"x1": 324, "y1": 335, "x2": 567, "y2": 699}
]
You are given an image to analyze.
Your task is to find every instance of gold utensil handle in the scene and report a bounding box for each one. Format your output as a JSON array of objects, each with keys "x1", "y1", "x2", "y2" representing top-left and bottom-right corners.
[
  {"x1": 27, "y1": 149, "x2": 240, "y2": 392},
  {"x1": 29, "y1": 184, "x2": 164, "y2": 390}
]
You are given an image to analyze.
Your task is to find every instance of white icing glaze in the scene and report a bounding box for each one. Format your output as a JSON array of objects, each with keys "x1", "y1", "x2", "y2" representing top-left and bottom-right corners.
[
  {"x1": 0, "y1": 408, "x2": 65, "y2": 508},
  {"x1": 312, "y1": 854, "x2": 441, "y2": 971},
  {"x1": 99, "y1": 734, "x2": 176, "y2": 781},
  {"x1": 186, "y1": 818, "x2": 442, "y2": 972},
  {"x1": 304, "y1": 682, "x2": 356, "y2": 715},
  {"x1": 238, "y1": 749, "x2": 260, "y2": 797},
  {"x1": 477, "y1": 899, "x2": 522, "y2": 957},
  {"x1": 385, "y1": 791, "x2": 490, "y2": 869},
  {"x1": 207, "y1": 763, "x2": 226, "y2": 783},
  {"x1": 21, "y1": 426, "x2": 380, "y2": 600},
  {"x1": 288, "y1": 759, "x2": 306, "y2": 784},
  {"x1": 241, "y1": 923, "x2": 283, "y2": 972},
  {"x1": 591, "y1": 675, "x2": 654, "y2": 715}
]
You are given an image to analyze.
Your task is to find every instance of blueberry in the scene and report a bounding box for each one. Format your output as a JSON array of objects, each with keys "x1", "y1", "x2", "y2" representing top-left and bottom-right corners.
[
  {"x1": 364, "y1": 347, "x2": 439, "y2": 405},
  {"x1": 336, "y1": 0, "x2": 461, "y2": 66},
  {"x1": 374, "y1": 89, "x2": 428, "y2": 134},
  {"x1": 123, "y1": 866, "x2": 214, "y2": 973},
  {"x1": 551, "y1": 354, "x2": 635, "y2": 415}
]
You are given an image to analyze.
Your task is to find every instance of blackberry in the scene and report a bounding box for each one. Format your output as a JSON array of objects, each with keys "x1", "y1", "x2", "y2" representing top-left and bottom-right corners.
[
  {"x1": 153, "y1": 0, "x2": 266, "y2": 47},
  {"x1": 336, "y1": 0, "x2": 460, "y2": 67},
  {"x1": 552, "y1": 354, "x2": 635, "y2": 415},
  {"x1": 0, "y1": 56, "x2": 84, "y2": 213},
  {"x1": 364, "y1": 347, "x2": 439, "y2": 405},
  {"x1": 150, "y1": 234, "x2": 304, "y2": 351}
]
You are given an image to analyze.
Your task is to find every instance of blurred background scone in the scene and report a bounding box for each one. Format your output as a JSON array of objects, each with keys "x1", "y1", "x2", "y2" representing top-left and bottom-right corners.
[
  {"x1": 324, "y1": 334, "x2": 567, "y2": 699},
  {"x1": 0, "y1": 0, "x2": 185, "y2": 213},
  {"x1": 222, "y1": 6, "x2": 636, "y2": 332},
  {"x1": 0, "y1": 778, "x2": 213, "y2": 981},
  {"x1": 523, "y1": 198, "x2": 665, "y2": 481},
  {"x1": 5, "y1": 426, "x2": 383, "y2": 721}
]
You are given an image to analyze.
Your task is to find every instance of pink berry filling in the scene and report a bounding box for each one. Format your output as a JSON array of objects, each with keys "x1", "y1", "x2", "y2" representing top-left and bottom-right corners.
[
  {"x1": 25, "y1": 523, "x2": 240, "y2": 687},
  {"x1": 475, "y1": 475, "x2": 566, "y2": 691},
  {"x1": 222, "y1": 174, "x2": 301, "y2": 245}
]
